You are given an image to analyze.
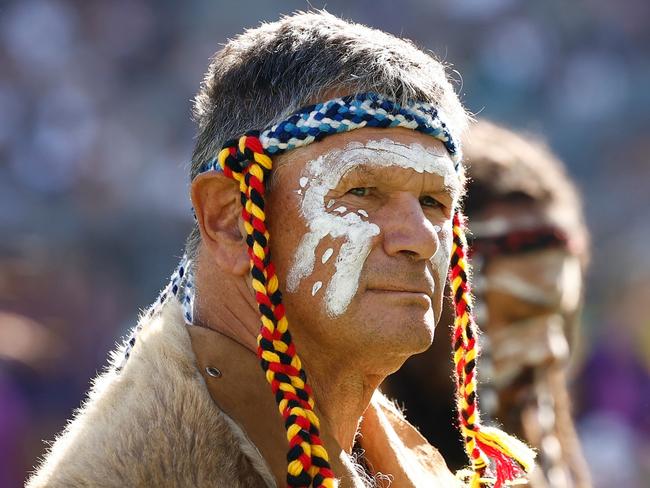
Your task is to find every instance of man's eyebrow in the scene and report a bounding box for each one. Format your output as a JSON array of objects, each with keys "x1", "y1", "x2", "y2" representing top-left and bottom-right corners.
[{"x1": 338, "y1": 163, "x2": 463, "y2": 198}]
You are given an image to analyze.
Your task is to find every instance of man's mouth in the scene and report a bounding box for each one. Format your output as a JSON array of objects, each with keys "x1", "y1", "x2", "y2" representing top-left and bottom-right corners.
[{"x1": 366, "y1": 285, "x2": 433, "y2": 303}]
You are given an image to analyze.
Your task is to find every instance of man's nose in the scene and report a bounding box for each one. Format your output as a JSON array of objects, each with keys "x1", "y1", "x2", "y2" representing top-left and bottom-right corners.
[{"x1": 381, "y1": 193, "x2": 440, "y2": 260}]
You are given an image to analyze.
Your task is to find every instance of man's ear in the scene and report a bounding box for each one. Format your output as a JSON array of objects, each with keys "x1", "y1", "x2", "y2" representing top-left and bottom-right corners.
[{"x1": 191, "y1": 172, "x2": 249, "y2": 276}]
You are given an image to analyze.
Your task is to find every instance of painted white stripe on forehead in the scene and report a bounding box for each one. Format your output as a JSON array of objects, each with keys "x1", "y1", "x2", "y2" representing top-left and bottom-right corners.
[{"x1": 336, "y1": 139, "x2": 460, "y2": 192}]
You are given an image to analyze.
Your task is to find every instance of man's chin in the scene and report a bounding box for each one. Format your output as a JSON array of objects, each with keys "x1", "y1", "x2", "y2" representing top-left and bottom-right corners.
[
  {"x1": 303, "y1": 294, "x2": 436, "y2": 368},
  {"x1": 383, "y1": 321, "x2": 436, "y2": 374},
  {"x1": 364, "y1": 310, "x2": 436, "y2": 358}
]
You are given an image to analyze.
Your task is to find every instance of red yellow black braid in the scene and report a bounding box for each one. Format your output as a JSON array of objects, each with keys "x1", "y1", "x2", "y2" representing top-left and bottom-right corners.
[
  {"x1": 218, "y1": 133, "x2": 335, "y2": 488},
  {"x1": 451, "y1": 212, "x2": 535, "y2": 488},
  {"x1": 451, "y1": 212, "x2": 489, "y2": 481}
]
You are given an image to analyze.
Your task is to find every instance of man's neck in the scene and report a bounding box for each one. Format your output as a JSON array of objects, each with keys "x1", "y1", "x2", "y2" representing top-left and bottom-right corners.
[
  {"x1": 194, "y1": 263, "x2": 386, "y2": 454},
  {"x1": 193, "y1": 264, "x2": 260, "y2": 353},
  {"x1": 197, "y1": 304, "x2": 383, "y2": 453},
  {"x1": 301, "y1": 352, "x2": 384, "y2": 453},
  {"x1": 187, "y1": 321, "x2": 358, "y2": 486},
  {"x1": 188, "y1": 268, "x2": 460, "y2": 486},
  {"x1": 187, "y1": 322, "x2": 461, "y2": 487}
]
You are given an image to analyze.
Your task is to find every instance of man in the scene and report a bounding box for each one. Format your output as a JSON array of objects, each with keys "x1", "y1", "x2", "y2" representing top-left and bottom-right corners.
[
  {"x1": 27, "y1": 12, "x2": 532, "y2": 488},
  {"x1": 384, "y1": 120, "x2": 591, "y2": 487}
]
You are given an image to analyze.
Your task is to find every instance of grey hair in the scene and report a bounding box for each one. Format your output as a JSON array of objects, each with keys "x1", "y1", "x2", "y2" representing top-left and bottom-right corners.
[{"x1": 185, "y1": 10, "x2": 469, "y2": 260}]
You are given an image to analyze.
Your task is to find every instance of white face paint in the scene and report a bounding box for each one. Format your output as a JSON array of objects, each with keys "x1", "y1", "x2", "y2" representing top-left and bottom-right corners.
[
  {"x1": 286, "y1": 154, "x2": 380, "y2": 315},
  {"x1": 321, "y1": 248, "x2": 334, "y2": 264},
  {"x1": 357, "y1": 138, "x2": 457, "y2": 185},
  {"x1": 287, "y1": 138, "x2": 458, "y2": 317},
  {"x1": 312, "y1": 281, "x2": 323, "y2": 296},
  {"x1": 432, "y1": 219, "x2": 453, "y2": 282}
]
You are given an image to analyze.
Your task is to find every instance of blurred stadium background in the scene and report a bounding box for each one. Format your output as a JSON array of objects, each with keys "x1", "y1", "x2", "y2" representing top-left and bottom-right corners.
[{"x1": 0, "y1": 1, "x2": 648, "y2": 486}]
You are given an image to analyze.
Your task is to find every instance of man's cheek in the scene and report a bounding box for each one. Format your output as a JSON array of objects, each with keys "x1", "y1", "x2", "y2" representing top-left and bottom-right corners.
[
  {"x1": 303, "y1": 235, "x2": 370, "y2": 318},
  {"x1": 323, "y1": 231, "x2": 378, "y2": 317},
  {"x1": 287, "y1": 209, "x2": 380, "y2": 318}
]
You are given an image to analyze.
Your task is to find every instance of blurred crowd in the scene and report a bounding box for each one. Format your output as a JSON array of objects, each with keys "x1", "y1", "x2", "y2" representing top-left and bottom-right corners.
[{"x1": 0, "y1": 1, "x2": 648, "y2": 487}]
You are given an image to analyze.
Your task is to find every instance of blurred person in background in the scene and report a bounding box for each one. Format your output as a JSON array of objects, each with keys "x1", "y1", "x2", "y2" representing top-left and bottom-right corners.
[
  {"x1": 25, "y1": 11, "x2": 535, "y2": 488},
  {"x1": 384, "y1": 120, "x2": 592, "y2": 488}
]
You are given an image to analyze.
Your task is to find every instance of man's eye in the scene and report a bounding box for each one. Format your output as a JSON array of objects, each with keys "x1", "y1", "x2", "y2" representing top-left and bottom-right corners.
[
  {"x1": 348, "y1": 187, "x2": 372, "y2": 197},
  {"x1": 420, "y1": 195, "x2": 443, "y2": 208}
]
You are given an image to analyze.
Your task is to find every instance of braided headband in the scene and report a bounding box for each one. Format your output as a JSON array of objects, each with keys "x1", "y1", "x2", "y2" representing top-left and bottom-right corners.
[
  {"x1": 199, "y1": 92, "x2": 462, "y2": 175},
  {"x1": 123, "y1": 93, "x2": 534, "y2": 488}
]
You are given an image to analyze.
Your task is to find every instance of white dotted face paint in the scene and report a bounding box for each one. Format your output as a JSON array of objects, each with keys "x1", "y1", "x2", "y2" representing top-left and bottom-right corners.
[
  {"x1": 322, "y1": 248, "x2": 334, "y2": 264},
  {"x1": 312, "y1": 281, "x2": 323, "y2": 296},
  {"x1": 287, "y1": 138, "x2": 458, "y2": 317},
  {"x1": 358, "y1": 209, "x2": 368, "y2": 218},
  {"x1": 299, "y1": 177, "x2": 309, "y2": 188}
]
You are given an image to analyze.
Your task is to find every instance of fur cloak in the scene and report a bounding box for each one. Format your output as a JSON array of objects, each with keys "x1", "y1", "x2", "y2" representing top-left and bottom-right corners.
[{"x1": 26, "y1": 300, "x2": 276, "y2": 488}]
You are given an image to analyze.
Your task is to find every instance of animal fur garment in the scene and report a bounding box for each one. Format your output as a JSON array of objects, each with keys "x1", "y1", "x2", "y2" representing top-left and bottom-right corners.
[{"x1": 26, "y1": 301, "x2": 276, "y2": 488}]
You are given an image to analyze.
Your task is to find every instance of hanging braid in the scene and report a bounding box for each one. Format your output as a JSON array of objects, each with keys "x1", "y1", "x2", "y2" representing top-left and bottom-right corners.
[
  {"x1": 450, "y1": 212, "x2": 535, "y2": 488},
  {"x1": 218, "y1": 133, "x2": 334, "y2": 488}
]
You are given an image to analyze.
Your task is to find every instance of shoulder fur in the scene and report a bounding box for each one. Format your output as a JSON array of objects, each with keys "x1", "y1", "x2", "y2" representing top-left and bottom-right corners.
[{"x1": 26, "y1": 300, "x2": 275, "y2": 488}]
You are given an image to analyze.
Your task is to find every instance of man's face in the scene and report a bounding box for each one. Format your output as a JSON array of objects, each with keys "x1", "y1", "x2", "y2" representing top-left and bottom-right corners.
[{"x1": 265, "y1": 127, "x2": 462, "y2": 371}]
